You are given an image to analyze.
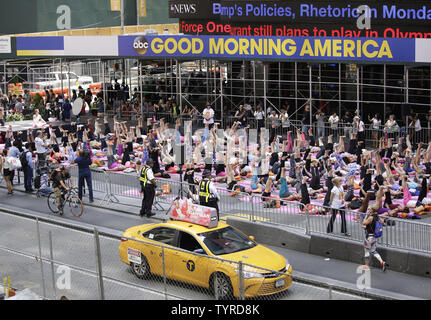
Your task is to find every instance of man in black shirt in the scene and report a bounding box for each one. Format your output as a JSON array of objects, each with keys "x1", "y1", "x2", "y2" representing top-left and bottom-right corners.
[{"x1": 51, "y1": 166, "x2": 75, "y2": 215}]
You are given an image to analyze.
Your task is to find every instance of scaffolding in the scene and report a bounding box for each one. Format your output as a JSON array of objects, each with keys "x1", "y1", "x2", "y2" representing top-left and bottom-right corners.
[{"x1": 2, "y1": 57, "x2": 431, "y2": 126}]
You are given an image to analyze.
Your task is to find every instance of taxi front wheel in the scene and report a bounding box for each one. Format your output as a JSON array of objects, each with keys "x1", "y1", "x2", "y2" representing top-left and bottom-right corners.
[
  {"x1": 210, "y1": 273, "x2": 234, "y2": 300},
  {"x1": 130, "y1": 256, "x2": 151, "y2": 279}
]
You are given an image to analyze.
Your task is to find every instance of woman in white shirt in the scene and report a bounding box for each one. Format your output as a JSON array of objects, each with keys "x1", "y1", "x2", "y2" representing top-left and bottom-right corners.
[
  {"x1": 368, "y1": 114, "x2": 381, "y2": 147},
  {"x1": 354, "y1": 116, "x2": 365, "y2": 145},
  {"x1": 280, "y1": 108, "x2": 290, "y2": 137},
  {"x1": 0, "y1": 149, "x2": 13, "y2": 194},
  {"x1": 203, "y1": 105, "x2": 215, "y2": 128},
  {"x1": 254, "y1": 107, "x2": 265, "y2": 133},
  {"x1": 33, "y1": 109, "x2": 47, "y2": 128},
  {"x1": 328, "y1": 113, "x2": 339, "y2": 138},
  {"x1": 409, "y1": 113, "x2": 422, "y2": 147},
  {"x1": 327, "y1": 177, "x2": 350, "y2": 236},
  {"x1": 385, "y1": 114, "x2": 398, "y2": 140}
]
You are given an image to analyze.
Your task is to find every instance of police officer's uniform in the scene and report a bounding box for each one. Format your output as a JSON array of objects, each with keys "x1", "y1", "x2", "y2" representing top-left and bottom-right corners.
[
  {"x1": 140, "y1": 165, "x2": 156, "y2": 217},
  {"x1": 199, "y1": 178, "x2": 220, "y2": 220}
]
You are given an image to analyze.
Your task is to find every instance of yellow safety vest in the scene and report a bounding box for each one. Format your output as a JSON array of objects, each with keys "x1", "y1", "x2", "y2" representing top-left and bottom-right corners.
[
  {"x1": 199, "y1": 179, "x2": 211, "y2": 203},
  {"x1": 140, "y1": 167, "x2": 149, "y2": 186}
]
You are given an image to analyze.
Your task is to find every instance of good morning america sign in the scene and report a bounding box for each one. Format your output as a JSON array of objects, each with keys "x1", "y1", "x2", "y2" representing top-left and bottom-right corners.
[{"x1": 119, "y1": 35, "x2": 414, "y2": 63}]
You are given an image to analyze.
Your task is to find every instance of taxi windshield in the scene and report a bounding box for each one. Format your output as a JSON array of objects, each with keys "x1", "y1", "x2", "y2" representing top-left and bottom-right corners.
[{"x1": 197, "y1": 226, "x2": 256, "y2": 255}]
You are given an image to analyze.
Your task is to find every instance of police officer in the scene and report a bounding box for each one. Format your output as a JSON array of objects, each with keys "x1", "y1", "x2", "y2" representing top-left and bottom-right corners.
[
  {"x1": 139, "y1": 159, "x2": 157, "y2": 217},
  {"x1": 198, "y1": 169, "x2": 220, "y2": 220}
]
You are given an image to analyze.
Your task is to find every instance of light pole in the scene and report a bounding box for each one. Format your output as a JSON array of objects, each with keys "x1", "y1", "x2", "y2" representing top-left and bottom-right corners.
[{"x1": 120, "y1": 0, "x2": 125, "y2": 35}]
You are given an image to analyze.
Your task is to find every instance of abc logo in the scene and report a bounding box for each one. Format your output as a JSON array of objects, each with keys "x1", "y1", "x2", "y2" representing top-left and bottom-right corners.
[{"x1": 133, "y1": 37, "x2": 149, "y2": 55}]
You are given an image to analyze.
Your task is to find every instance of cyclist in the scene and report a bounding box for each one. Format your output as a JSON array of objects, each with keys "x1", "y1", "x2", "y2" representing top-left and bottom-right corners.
[{"x1": 50, "y1": 166, "x2": 75, "y2": 215}]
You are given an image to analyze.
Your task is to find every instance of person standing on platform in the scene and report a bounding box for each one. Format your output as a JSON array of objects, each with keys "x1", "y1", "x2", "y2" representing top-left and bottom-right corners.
[
  {"x1": 254, "y1": 106, "x2": 265, "y2": 134},
  {"x1": 355, "y1": 115, "x2": 366, "y2": 146},
  {"x1": 316, "y1": 111, "x2": 326, "y2": 138},
  {"x1": 35, "y1": 131, "x2": 48, "y2": 168},
  {"x1": 62, "y1": 99, "x2": 72, "y2": 122},
  {"x1": 139, "y1": 158, "x2": 157, "y2": 218},
  {"x1": 203, "y1": 103, "x2": 215, "y2": 129},
  {"x1": 199, "y1": 169, "x2": 220, "y2": 221},
  {"x1": 328, "y1": 112, "x2": 339, "y2": 139},
  {"x1": 302, "y1": 105, "x2": 312, "y2": 136}
]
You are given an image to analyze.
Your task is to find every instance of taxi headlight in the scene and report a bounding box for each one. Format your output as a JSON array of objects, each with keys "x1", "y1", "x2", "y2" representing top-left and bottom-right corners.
[
  {"x1": 286, "y1": 264, "x2": 292, "y2": 274},
  {"x1": 235, "y1": 269, "x2": 263, "y2": 279}
]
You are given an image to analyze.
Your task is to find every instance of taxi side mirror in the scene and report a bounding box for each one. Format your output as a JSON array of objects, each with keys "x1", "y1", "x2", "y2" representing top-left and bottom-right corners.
[
  {"x1": 249, "y1": 236, "x2": 255, "y2": 241},
  {"x1": 193, "y1": 248, "x2": 205, "y2": 255}
]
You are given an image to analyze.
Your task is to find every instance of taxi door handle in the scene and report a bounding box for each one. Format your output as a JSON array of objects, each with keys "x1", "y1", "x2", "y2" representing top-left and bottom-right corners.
[{"x1": 182, "y1": 260, "x2": 187, "y2": 263}]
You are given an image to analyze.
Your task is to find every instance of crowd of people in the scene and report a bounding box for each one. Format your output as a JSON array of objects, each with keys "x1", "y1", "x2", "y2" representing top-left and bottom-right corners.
[{"x1": 2, "y1": 85, "x2": 431, "y2": 270}]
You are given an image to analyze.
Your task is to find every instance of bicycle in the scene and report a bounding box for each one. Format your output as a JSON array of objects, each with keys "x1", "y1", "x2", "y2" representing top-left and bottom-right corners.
[{"x1": 47, "y1": 187, "x2": 84, "y2": 217}]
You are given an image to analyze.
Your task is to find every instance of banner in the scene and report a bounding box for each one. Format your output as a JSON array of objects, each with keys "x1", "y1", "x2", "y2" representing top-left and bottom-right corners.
[
  {"x1": 172, "y1": 0, "x2": 431, "y2": 38},
  {"x1": 14, "y1": 35, "x2": 431, "y2": 63},
  {"x1": 0, "y1": 37, "x2": 11, "y2": 53},
  {"x1": 139, "y1": 0, "x2": 147, "y2": 17},
  {"x1": 111, "y1": 0, "x2": 121, "y2": 11},
  {"x1": 118, "y1": 35, "x2": 415, "y2": 62},
  {"x1": 16, "y1": 36, "x2": 118, "y2": 57}
]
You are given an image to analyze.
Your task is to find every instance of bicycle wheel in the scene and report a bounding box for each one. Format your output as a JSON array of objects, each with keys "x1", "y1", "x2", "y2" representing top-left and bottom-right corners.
[
  {"x1": 68, "y1": 195, "x2": 84, "y2": 217},
  {"x1": 47, "y1": 192, "x2": 59, "y2": 214}
]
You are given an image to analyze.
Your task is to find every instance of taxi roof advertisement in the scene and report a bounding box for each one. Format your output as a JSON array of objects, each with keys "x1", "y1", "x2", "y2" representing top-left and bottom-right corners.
[{"x1": 169, "y1": 198, "x2": 219, "y2": 228}]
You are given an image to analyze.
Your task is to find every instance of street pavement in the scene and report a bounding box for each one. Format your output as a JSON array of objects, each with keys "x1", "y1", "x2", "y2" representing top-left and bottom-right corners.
[{"x1": 0, "y1": 198, "x2": 361, "y2": 300}]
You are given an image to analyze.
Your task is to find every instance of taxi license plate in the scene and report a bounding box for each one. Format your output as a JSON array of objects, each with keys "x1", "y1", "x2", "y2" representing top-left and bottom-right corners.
[{"x1": 275, "y1": 279, "x2": 285, "y2": 288}]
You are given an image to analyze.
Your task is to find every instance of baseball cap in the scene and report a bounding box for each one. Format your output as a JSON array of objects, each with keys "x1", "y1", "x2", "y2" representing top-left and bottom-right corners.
[{"x1": 202, "y1": 169, "x2": 212, "y2": 177}]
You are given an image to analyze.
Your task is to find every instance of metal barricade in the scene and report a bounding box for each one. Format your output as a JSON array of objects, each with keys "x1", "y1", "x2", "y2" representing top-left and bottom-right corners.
[{"x1": 65, "y1": 167, "x2": 431, "y2": 254}]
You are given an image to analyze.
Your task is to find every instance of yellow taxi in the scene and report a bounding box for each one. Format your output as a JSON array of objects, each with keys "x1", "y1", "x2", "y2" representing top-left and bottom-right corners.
[{"x1": 119, "y1": 220, "x2": 293, "y2": 299}]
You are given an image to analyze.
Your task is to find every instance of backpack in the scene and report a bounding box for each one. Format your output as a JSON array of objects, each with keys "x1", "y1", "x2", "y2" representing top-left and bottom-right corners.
[
  {"x1": 20, "y1": 151, "x2": 29, "y2": 168},
  {"x1": 349, "y1": 197, "x2": 363, "y2": 210},
  {"x1": 50, "y1": 170, "x2": 59, "y2": 182},
  {"x1": 263, "y1": 199, "x2": 277, "y2": 208},
  {"x1": 34, "y1": 175, "x2": 41, "y2": 189},
  {"x1": 374, "y1": 220, "x2": 383, "y2": 238}
]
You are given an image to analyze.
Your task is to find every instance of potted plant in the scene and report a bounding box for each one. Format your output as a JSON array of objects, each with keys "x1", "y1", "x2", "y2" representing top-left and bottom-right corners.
[{"x1": 6, "y1": 113, "x2": 24, "y2": 123}]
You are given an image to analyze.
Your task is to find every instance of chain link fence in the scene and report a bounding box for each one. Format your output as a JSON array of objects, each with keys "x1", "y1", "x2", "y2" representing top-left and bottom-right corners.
[{"x1": 0, "y1": 210, "x2": 371, "y2": 300}]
